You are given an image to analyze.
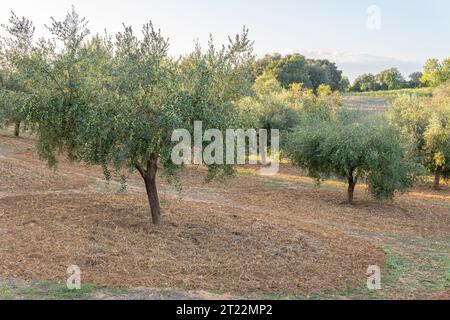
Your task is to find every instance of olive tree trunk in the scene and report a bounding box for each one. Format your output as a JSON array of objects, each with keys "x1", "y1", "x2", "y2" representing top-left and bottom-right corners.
[
  {"x1": 14, "y1": 121, "x2": 20, "y2": 137},
  {"x1": 135, "y1": 154, "x2": 161, "y2": 225},
  {"x1": 434, "y1": 172, "x2": 441, "y2": 191},
  {"x1": 347, "y1": 169, "x2": 358, "y2": 205}
]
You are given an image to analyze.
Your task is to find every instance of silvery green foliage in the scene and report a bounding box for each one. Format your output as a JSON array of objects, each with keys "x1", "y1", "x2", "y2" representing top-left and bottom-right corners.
[
  {"x1": 0, "y1": 11, "x2": 35, "y2": 131},
  {"x1": 12, "y1": 8, "x2": 255, "y2": 224},
  {"x1": 287, "y1": 111, "x2": 418, "y2": 201},
  {"x1": 22, "y1": 9, "x2": 254, "y2": 183}
]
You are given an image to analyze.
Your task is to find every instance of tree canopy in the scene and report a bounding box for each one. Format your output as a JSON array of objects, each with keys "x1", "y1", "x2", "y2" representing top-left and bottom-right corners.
[
  {"x1": 0, "y1": 12, "x2": 36, "y2": 136},
  {"x1": 408, "y1": 72, "x2": 423, "y2": 88},
  {"x1": 375, "y1": 68, "x2": 405, "y2": 90},
  {"x1": 351, "y1": 73, "x2": 379, "y2": 92},
  {"x1": 387, "y1": 83, "x2": 450, "y2": 189},
  {"x1": 252, "y1": 53, "x2": 345, "y2": 92},
  {"x1": 241, "y1": 73, "x2": 340, "y2": 138},
  {"x1": 287, "y1": 112, "x2": 417, "y2": 203}
]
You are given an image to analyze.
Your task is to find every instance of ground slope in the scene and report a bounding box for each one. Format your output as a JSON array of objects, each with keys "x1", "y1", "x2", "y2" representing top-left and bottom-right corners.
[{"x1": 0, "y1": 132, "x2": 448, "y2": 299}]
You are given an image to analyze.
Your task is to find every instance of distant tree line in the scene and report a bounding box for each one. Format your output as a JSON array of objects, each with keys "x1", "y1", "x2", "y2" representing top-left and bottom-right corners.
[
  {"x1": 350, "y1": 68, "x2": 421, "y2": 92},
  {"x1": 253, "y1": 54, "x2": 450, "y2": 94},
  {"x1": 252, "y1": 53, "x2": 349, "y2": 92},
  {"x1": 349, "y1": 58, "x2": 450, "y2": 93}
]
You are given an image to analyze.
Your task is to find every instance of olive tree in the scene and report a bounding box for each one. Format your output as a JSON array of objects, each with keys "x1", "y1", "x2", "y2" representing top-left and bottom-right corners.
[
  {"x1": 387, "y1": 95, "x2": 431, "y2": 161},
  {"x1": 424, "y1": 112, "x2": 450, "y2": 189},
  {"x1": 240, "y1": 73, "x2": 340, "y2": 159},
  {"x1": 287, "y1": 113, "x2": 416, "y2": 204},
  {"x1": 306, "y1": 59, "x2": 344, "y2": 91},
  {"x1": 241, "y1": 73, "x2": 303, "y2": 132},
  {"x1": 26, "y1": 8, "x2": 254, "y2": 225},
  {"x1": 0, "y1": 12, "x2": 35, "y2": 136},
  {"x1": 351, "y1": 73, "x2": 380, "y2": 92},
  {"x1": 425, "y1": 86, "x2": 450, "y2": 189},
  {"x1": 421, "y1": 58, "x2": 450, "y2": 87},
  {"x1": 388, "y1": 89, "x2": 450, "y2": 190},
  {"x1": 246, "y1": 74, "x2": 340, "y2": 129},
  {"x1": 102, "y1": 26, "x2": 253, "y2": 225},
  {"x1": 408, "y1": 72, "x2": 424, "y2": 88}
]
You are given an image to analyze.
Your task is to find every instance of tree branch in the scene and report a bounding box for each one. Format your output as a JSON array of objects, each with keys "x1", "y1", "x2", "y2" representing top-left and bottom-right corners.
[
  {"x1": 134, "y1": 161, "x2": 146, "y2": 179},
  {"x1": 41, "y1": 66, "x2": 66, "y2": 97}
]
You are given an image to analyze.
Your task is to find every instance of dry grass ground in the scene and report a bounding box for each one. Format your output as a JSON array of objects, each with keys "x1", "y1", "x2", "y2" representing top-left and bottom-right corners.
[{"x1": 0, "y1": 132, "x2": 448, "y2": 300}]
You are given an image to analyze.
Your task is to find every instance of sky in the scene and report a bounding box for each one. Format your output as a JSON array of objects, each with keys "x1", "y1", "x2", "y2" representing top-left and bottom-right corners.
[{"x1": 0, "y1": 0, "x2": 449, "y2": 81}]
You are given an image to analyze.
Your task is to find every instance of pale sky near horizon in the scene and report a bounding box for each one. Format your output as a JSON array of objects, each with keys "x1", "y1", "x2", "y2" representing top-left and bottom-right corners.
[{"x1": 1, "y1": 0, "x2": 449, "y2": 80}]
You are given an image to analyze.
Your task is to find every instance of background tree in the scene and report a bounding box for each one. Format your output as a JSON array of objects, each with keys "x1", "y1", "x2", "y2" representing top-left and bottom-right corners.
[
  {"x1": 306, "y1": 59, "x2": 344, "y2": 91},
  {"x1": 253, "y1": 54, "x2": 345, "y2": 92},
  {"x1": 305, "y1": 63, "x2": 328, "y2": 91},
  {"x1": 423, "y1": 111, "x2": 450, "y2": 189},
  {"x1": 425, "y1": 83, "x2": 450, "y2": 189},
  {"x1": 0, "y1": 12, "x2": 36, "y2": 136},
  {"x1": 388, "y1": 84, "x2": 450, "y2": 190},
  {"x1": 242, "y1": 73, "x2": 305, "y2": 134},
  {"x1": 387, "y1": 95, "x2": 431, "y2": 162},
  {"x1": 287, "y1": 113, "x2": 416, "y2": 204},
  {"x1": 339, "y1": 76, "x2": 350, "y2": 92},
  {"x1": 0, "y1": 84, "x2": 31, "y2": 136},
  {"x1": 408, "y1": 72, "x2": 424, "y2": 88},
  {"x1": 421, "y1": 58, "x2": 450, "y2": 87},
  {"x1": 375, "y1": 68, "x2": 405, "y2": 90},
  {"x1": 25, "y1": 8, "x2": 255, "y2": 225},
  {"x1": 351, "y1": 73, "x2": 379, "y2": 92},
  {"x1": 241, "y1": 73, "x2": 340, "y2": 139},
  {"x1": 252, "y1": 53, "x2": 282, "y2": 79},
  {"x1": 269, "y1": 53, "x2": 312, "y2": 89}
]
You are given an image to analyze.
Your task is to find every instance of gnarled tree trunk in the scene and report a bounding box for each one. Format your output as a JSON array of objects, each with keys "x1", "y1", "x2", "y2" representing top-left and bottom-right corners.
[
  {"x1": 14, "y1": 121, "x2": 20, "y2": 137},
  {"x1": 347, "y1": 169, "x2": 358, "y2": 205},
  {"x1": 135, "y1": 154, "x2": 161, "y2": 225},
  {"x1": 434, "y1": 172, "x2": 441, "y2": 191}
]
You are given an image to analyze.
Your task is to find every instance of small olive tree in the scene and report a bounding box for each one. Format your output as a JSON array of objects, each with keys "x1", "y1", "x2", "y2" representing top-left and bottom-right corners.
[
  {"x1": 375, "y1": 68, "x2": 405, "y2": 90},
  {"x1": 388, "y1": 88, "x2": 450, "y2": 190},
  {"x1": 0, "y1": 12, "x2": 35, "y2": 136},
  {"x1": 424, "y1": 113, "x2": 450, "y2": 189},
  {"x1": 287, "y1": 113, "x2": 416, "y2": 204}
]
